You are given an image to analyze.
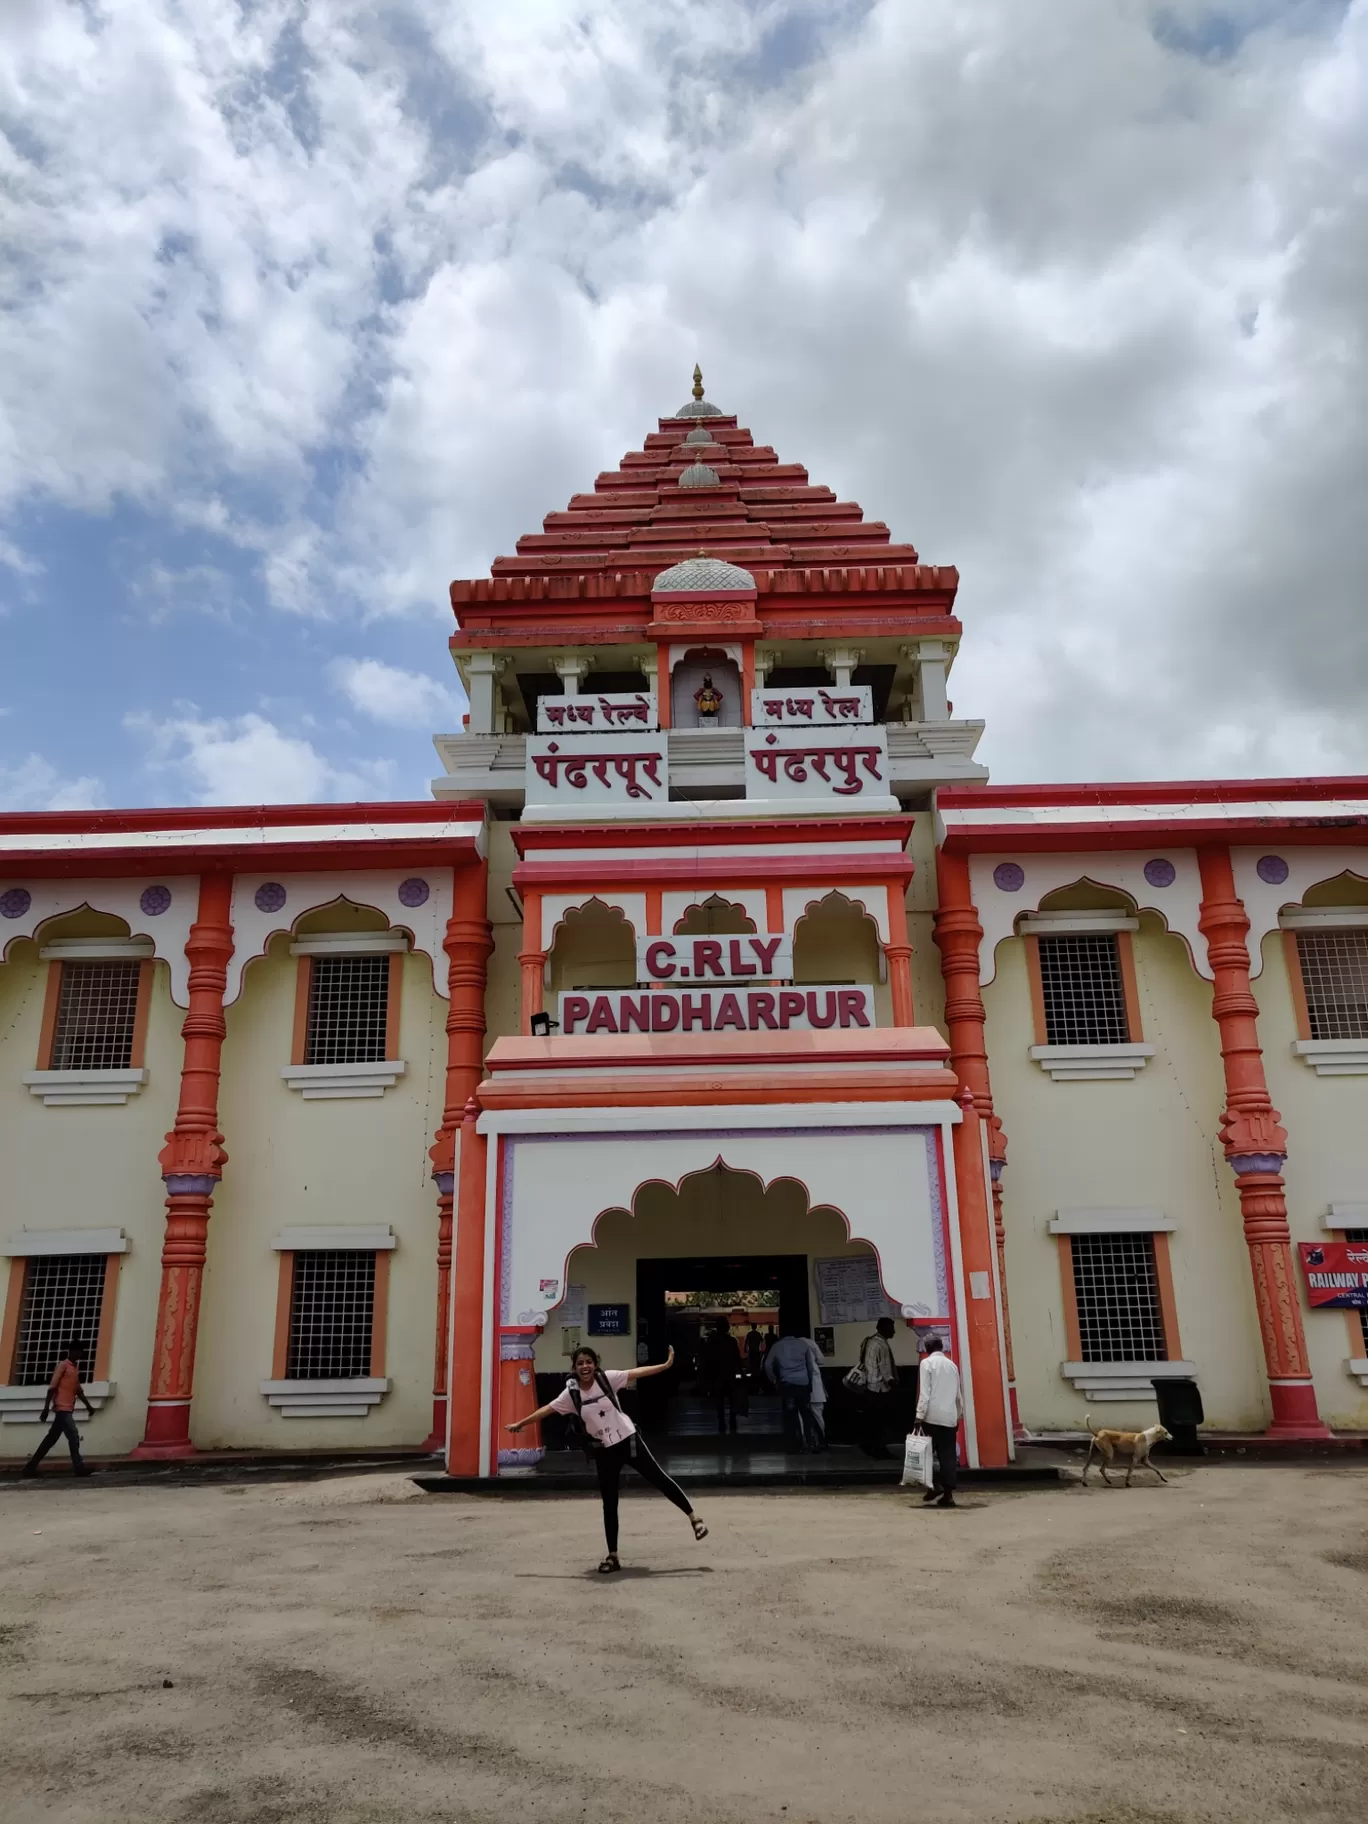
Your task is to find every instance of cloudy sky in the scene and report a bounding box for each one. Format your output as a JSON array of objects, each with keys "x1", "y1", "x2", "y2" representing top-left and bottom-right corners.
[{"x1": 1, "y1": 0, "x2": 1364, "y2": 810}]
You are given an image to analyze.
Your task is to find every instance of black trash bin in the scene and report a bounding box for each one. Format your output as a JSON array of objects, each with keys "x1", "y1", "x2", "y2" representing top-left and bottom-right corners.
[{"x1": 1152, "y1": 1376, "x2": 1204, "y2": 1455}]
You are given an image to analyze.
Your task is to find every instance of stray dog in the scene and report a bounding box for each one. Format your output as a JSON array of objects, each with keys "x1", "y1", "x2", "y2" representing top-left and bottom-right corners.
[{"x1": 1081, "y1": 1414, "x2": 1172, "y2": 1487}]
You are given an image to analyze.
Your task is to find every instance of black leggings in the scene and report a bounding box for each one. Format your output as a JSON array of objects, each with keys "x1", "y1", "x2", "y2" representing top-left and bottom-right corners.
[{"x1": 593, "y1": 1434, "x2": 693, "y2": 1553}]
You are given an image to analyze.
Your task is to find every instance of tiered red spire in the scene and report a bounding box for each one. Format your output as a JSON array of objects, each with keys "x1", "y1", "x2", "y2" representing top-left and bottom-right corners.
[{"x1": 449, "y1": 373, "x2": 960, "y2": 651}]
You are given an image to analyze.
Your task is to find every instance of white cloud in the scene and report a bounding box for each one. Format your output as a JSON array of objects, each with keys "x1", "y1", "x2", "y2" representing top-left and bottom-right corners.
[
  {"x1": 0, "y1": 753, "x2": 104, "y2": 811},
  {"x1": 125, "y1": 709, "x2": 395, "y2": 806},
  {"x1": 3, "y1": 0, "x2": 1367, "y2": 781},
  {"x1": 328, "y1": 657, "x2": 463, "y2": 728}
]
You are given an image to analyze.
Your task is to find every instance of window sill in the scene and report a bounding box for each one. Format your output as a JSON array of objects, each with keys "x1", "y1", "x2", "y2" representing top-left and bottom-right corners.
[
  {"x1": 279, "y1": 1062, "x2": 406, "y2": 1101},
  {"x1": 0, "y1": 1382, "x2": 115, "y2": 1424},
  {"x1": 1061, "y1": 1360, "x2": 1197, "y2": 1402},
  {"x1": 21, "y1": 1069, "x2": 148, "y2": 1107},
  {"x1": 1292, "y1": 1040, "x2": 1368, "y2": 1078},
  {"x1": 260, "y1": 1378, "x2": 390, "y2": 1418},
  {"x1": 1029, "y1": 1044, "x2": 1155, "y2": 1082},
  {"x1": 1347, "y1": 1358, "x2": 1368, "y2": 1390}
]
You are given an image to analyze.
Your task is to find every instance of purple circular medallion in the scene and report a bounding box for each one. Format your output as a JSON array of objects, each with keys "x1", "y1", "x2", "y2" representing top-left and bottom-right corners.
[
  {"x1": 254, "y1": 881, "x2": 287, "y2": 914},
  {"x1": 1256, "y1": 854, "x2": 1289, "y2": 886},
  {"x1": 140, "y1": 884, "x2": 172, "y2": 916},
  {"x1": 993, "y1": 862, "x2": 1025, "y2": 893},
  {"x1": 0, "y1": 887, "x2": 32, "y2": 920},
  {"x1": 1143, "y1": 858, "x2": 1176, "y2": 888},
  {"x1": 398, "y1": 877, "x2": 430, "y2": 908}
]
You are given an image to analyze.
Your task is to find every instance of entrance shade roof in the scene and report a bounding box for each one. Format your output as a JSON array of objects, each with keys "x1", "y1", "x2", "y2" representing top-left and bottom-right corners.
[{"x1": 477, "y1": 1026, "x2": 959, "y2": 1112}]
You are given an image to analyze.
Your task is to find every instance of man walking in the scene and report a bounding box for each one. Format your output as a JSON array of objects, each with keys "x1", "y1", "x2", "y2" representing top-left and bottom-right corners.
[
  {"x1": 22, "y1": 1339, "x2": 95, "y2": 1477},
  {"x1": 763, "y1": 1324, "x2": 823, "y2": 1452},
  {"x1": 915, "y1": 1334, "x2": 963, "y2": 1508}
]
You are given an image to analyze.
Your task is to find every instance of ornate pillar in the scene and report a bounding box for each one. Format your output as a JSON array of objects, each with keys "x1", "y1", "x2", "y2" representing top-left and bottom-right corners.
[
  {"x1": 1196, "y1": 846, "x2": 1328, "y2": 1437},
  {"x1": 517, "y1": 888, "x2": 546, "y2": 1035},
  {"x1": 883, "y1": 882, "x2": 915, "y2": 1027},
  {"x1": 446, "y1": 1097, "x2": 488, "y2": 1476},
  {"x1": 934, "y1": 850, "x2": 1022, "y2": 1435},
  {"x1": 950, "y1": 1085, "x2": 1011, "y2": 1465},
  {"x1": 424, "y1": 857, "x2": 493, "y2": 1453},
  {"x1": 496, "y1": 1331, "x2": 544, "y2": 1471},
  {"x1": 132, "y1": 872, "x2": 234, "y2": 1458}
]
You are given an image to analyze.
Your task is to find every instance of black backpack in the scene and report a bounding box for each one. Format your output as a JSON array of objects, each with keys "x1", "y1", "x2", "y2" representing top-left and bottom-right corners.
[{"x1": 565, "y1": 1369, "x2": 623, "y2": 1458}]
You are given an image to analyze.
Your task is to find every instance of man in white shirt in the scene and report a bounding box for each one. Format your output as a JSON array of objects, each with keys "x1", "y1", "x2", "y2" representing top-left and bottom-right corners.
[{"x1": 915, "y1": 1335, "x2": 964, "y2": 1508}]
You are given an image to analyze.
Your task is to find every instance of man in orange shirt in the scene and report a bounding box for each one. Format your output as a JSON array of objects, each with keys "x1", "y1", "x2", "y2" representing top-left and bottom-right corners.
[{"x1": 22, "y1": 1339, "x2": 95, "y2": 1477}]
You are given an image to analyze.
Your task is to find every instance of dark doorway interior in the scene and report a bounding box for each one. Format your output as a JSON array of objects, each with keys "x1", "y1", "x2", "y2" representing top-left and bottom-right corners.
[{"x1": 635, "y1": 1253, "x2": 811, "y2": 1433}]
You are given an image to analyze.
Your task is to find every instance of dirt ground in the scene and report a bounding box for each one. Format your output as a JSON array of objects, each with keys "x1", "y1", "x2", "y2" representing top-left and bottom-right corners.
[{"x1": 2, "y1": 1463, "x2": 1367, "y2": 1824}]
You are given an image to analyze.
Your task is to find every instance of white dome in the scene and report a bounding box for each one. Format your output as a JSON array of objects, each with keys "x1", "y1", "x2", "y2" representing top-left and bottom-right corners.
[
  {"x1": 652, "y1": 555, "x2": 756, "y2": 592},
  {"x1": 684, "y1": 427, "x2": 715, "y2": 445},
  {"x1": 678, "y1": 461, "x2": 721, "y2": 489},
  {"x1": 674, "y1": 397, "x2": 724, "y2": 418}
]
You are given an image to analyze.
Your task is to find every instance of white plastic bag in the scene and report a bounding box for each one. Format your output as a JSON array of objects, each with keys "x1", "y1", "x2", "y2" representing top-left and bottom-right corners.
[{"x1": 901, "y1": 1431, "x2": 934, "y2": 1490}]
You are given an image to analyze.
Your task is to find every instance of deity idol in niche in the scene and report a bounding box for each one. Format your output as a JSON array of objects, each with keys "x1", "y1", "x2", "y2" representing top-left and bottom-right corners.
[{"x1": 694, "y1": 674, "x2": 724, "y2": 722}]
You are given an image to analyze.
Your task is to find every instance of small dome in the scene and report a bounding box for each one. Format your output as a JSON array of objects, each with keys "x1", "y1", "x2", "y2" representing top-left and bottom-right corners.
[
  {"x1": 653, "y1": 555, "x2": 757, "y2": 593},
  {"x1": 684, "y1": 427, "x2": 715, "y2": 445},
  {"x1": 675, "y1": 398, "x2": 724, "y2": 418},
  {"x1": 678, "y1": 461, "x2": 720, "y2": 489}
]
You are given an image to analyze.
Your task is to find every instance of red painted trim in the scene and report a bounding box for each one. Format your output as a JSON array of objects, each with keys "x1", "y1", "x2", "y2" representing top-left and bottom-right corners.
[
  {"x1": 484, "y1": 1026, "x2": 951, "y2": 1073},
  {"x1": 0, "y1": 799, "x2": 487, "y2": 838},
  {"x1": 939, "y1": 775, "x2": 1368, "y2": 809},
  {"x1": 513, "y1": 816, "x2": 914, "y2": 855},
  {"x1": 515, "y1": 855, "x2": 916, "y2": 892}
]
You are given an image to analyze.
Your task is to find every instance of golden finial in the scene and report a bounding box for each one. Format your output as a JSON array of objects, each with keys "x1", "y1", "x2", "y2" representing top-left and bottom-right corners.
[{"x1": 692, "y1": 363, "x2": 705, "y2": 401}]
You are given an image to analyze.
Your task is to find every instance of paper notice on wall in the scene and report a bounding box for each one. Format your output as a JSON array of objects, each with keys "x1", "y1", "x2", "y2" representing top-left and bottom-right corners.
[
  {"x1": 558, "y1": 1284, "x2": 588, "y2": 1327},
  {"x1": 814, "y1": 1256, "x2": 900, "y2": 1326}
]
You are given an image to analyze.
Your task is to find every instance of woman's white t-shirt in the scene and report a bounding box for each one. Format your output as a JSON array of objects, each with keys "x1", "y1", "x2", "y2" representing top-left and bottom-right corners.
[{"x1": 549, "y1": 1369, "x2": 636, "y2": 1447}]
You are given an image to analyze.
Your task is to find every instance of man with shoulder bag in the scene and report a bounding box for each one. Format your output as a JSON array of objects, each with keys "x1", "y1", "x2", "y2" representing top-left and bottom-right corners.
[{"x1": 844, "y1": 1315, "x2": 899, "y2": 1459}]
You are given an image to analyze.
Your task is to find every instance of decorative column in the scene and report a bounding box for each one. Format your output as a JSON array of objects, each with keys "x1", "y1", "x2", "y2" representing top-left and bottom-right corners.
[
  {"x1": 517, "y1": 889, "x2": 546, "y2": 1035},
  {"x1": 934, "y1": 850, "x2": 1022, "y2": 1435},
  {"x1": 132, "y1": 872, "x2": 234, "y2": 1458},
  {"x1": 446, "y1": 1097, "x2": 488, "y2": 1476},
  {"x1": 464, "y1": 652, "x2": 507, "y2": 735},
  {"x1": 1196, "y1": 846, "x2": 1328, "y2": 1437},
  {"x1": 496, "y1": 1332, "x2": 544, "y2": 1473},
  {"x1": 424, "y1": 857, "x2": 493, "y2": 1453},
  {"x1": 951, "y1": 1086, "x2": 1011, "y2": 1466},
  {"x1": 883, "y1": 882, "x2": 916, "y2": 1027}
]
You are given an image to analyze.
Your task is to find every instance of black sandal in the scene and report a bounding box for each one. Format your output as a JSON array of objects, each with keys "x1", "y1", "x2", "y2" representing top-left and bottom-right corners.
[
  {"x1": 597, "y1": 1554, "x2": 620, "y2": 1573},
  {"x1": 690, "y1": 1514, "x2": 709, "y2": 1541}
]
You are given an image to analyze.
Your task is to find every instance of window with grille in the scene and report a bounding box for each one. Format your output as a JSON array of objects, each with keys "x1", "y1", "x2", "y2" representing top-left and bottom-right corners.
[
  {"x1": 1296, "y1": 932, "x2": 1368, "y2": 1041},
  {"x1": 1345, "y1": 1230, "x2": 1368, "y2": 1354},
  {"x1": 303, "y1": 955, "x2": 391, "y2": 1065},
  {"x1": 285, "y1": 1250, "x2": 376, "y2": 1379},
  {"x1": 12, "y1": 1255, "x2": 106, "y2": 1385},
  {"x1": 49, "y1": 961, "x2": 141, "y2": 1069},
  {"x1": 1038, "y1": 934, "x2": 1130, "y2": 1046},
  {"x1": 1070, "y1": 1233, "x2": 1168, "y2": 1362}
]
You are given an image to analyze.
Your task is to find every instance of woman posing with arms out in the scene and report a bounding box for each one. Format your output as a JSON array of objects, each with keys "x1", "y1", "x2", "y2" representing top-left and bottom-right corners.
[{"x1": 507, "y1": 1345, "x2": 708, "y2": 1573}]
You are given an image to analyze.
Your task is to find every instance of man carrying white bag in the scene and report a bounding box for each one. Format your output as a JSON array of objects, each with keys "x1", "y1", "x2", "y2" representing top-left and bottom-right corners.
[{"x1": 899, "y1": 1335, "x2": 964, "y2": 1508}]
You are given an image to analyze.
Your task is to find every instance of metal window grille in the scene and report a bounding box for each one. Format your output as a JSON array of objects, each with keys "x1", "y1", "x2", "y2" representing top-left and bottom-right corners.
[
  {"x1": 1038, "y1": 934, "x2": 1130, "y2": 1045},
  {"x1": 1296, "y1": 931, "x2": 1368, "y2": 1040},
  {"x1": 1070, "y1": 1232, "x2": 1168, "y2": 1363},
  {"x1": 1345, "y1": 1231, "x2": 1368, "y2": 1353},
  {"x1": 13, "y1": 1255, "x2": 106, "y2": 1386},
  {"x1": 303, "y1": 955, "x2": 391, "y2": 1065},
  {"x1": 285, "y1": 1250, "x2": 375, "y2": 1379},
  {"x1": 50, "y1": 960, "x2": 141, "y2": 1069}
]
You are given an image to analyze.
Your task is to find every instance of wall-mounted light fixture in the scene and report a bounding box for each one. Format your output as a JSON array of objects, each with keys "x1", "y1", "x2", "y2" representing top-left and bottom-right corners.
[{"x1": 529, "y1": 1011, "x2": 560, "y2": 1037}]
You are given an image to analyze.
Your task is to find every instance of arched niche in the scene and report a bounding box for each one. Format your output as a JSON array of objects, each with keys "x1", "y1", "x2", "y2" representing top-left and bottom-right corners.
[
  {"x1": 672, "y1": 895, "x2": 756, "y2": 936},
  {"x1": 1300, "y1": 871, "x2": 1368, "y2": 909},
  {"x1": 792, "y1": 891, "x2": 883, "y2": 985},
  {"x1": 33, "y1": 906, "x2": 134, "y2": 943},
  {"x1": 671, "y1": 647, "x2": 742, "y2": 729},
  {"x1": 547, "y1": 897, "x2": 637, "y2": 994},
  {"x1": 292, "y1": 897, "x2": 393, "y2": 936},
  {"x1": 1032, "y1": 881, "x2": 1136, "y2": 916}
]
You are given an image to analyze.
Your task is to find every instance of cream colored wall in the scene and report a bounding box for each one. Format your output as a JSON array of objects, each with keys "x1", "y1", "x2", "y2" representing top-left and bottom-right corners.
[
  {"x1": 0, "y1": 945, "x2": 183, "y2": 1458},
  {"x1": 907, "y1": 813, "x2": 946, "y2": 1032},
  {"x1": 1254, "y1": 929, "x2": 1368, "y2": 1429},
  {"x1": 192, "y1": 938, "x2": 447, "y2": 1450},
  {"x1": 986, "y1": 915, "x2": 1269, "y2": 1432},
  {"x1": 532, "y1": 1168, "x2": 922, "y2": 1378},
  {"x1": 486, "y1": 823, "x2": 525, "y2": 1045}
]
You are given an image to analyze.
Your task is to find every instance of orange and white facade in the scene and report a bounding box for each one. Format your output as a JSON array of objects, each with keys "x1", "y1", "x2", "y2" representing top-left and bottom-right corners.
[{"x1": 3, "y1": 375, "x2": 1366, "y2": 1468}]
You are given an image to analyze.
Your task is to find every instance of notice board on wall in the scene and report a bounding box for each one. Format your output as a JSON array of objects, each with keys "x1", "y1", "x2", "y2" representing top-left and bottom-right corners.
[{"x1": 814, "y1": 1256, "x2": 899, "y2": 1326}]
